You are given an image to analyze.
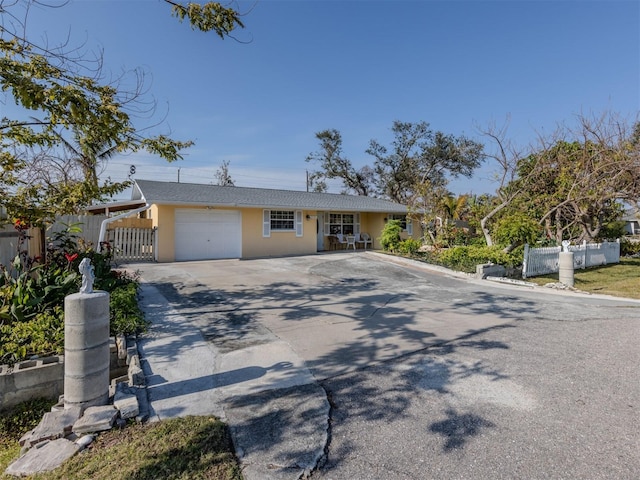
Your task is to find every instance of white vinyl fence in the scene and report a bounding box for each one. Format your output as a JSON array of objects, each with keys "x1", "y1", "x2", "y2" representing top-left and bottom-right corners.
[{"x1": 522, "y1": 239, "x2": 620, "y2": 278}]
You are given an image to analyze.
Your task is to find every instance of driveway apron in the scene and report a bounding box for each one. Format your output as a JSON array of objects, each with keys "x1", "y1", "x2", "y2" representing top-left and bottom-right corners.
[{"x1": 130, "y1": 252, "x2": 640, "y2": 480}]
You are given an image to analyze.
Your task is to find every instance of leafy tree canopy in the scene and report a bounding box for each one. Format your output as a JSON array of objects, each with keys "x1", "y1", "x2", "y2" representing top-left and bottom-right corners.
[
  {"x1": 305, "y1": 129, "x2": 375, "y2": 196},
  {"x1": 368, "y1": 121, "x2": 483, "y2": 204},
  {"x1": 306, "y1": 121, "x2": 484, "y2": 205},
  {"x1": 167, "y1": 0, "x2": 245, "y2": 38},
  {"x1": 479, "y1": 112, "x2": 640, "y2": 246},
  {"x1": 1, "y1": 0, "x2": 245, "y2": 226}
]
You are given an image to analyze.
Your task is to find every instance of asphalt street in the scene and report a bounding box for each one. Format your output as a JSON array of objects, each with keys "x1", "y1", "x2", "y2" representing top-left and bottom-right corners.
[{"x1": 130, "y1": 252, "x2": 640, "y2": 480}]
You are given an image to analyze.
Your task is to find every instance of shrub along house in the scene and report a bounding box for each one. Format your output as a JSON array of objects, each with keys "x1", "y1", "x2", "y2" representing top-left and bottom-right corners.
[{"x1": 122, "y1": 179, "x2": 414, "y2": 262}]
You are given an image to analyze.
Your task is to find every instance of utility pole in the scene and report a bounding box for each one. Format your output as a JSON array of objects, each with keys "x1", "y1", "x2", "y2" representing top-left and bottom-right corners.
[{"x1": 178, "y1": 167, "x2": 181, "y2": 183}]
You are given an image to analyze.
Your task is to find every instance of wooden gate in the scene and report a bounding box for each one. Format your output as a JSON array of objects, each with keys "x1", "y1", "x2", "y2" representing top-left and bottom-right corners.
[{"x1": 111, "y1": 227, "x2": 156, "y2": 262}]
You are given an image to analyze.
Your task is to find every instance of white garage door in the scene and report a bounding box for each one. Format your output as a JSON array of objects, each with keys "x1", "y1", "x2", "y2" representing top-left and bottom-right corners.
[{"x1": 175, "y1": 209, "x2": 241, "y2": 261}]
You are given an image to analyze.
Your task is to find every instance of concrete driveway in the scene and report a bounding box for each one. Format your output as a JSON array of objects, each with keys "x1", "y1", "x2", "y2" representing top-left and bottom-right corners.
[{"x1": 131, "y1": 252, "x2": 640, "y2": 480}]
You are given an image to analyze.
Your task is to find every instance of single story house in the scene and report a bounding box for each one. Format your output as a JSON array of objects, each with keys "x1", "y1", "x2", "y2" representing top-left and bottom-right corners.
[{"x1": 119, "y1": 179, "x2": 415, "y2": 262}]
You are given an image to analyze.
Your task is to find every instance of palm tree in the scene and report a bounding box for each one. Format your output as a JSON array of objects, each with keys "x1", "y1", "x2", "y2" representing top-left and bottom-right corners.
[
  {"x1": 57, "y1": 131, "x2": 121, "y2": 189},
  {"x1": 440, "y1": 194, "x2": 468, "y2": 224}
]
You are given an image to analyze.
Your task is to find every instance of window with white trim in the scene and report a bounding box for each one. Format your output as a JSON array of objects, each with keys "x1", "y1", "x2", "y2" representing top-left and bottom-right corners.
[
  {"x1": 324, "y1": 212, "x2": 360, "y2": 235},
  {"x1": 388, "y1": 214, "x2": 412, "y2": 235},
  {"x1": 270, "y1": 210, "x2": 295, "y2": 231},
  {"x1": 263, "y1": 209, "x2": 303, "y2": 237}
]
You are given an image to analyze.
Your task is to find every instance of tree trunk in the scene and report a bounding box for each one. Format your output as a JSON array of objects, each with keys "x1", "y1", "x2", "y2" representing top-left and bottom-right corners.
[
  {"x1": 543, "y1": 217, "x2": 551, "y2": 240},
  {"x1": 480, "y1": 200, "x2": 510, "y2": 246},
  {"x1": 554, "y1": 210, "x2": 563, "y2": 243},
  {"x1": 503, "y1": 241, "x2": 518, "y2": 253}
]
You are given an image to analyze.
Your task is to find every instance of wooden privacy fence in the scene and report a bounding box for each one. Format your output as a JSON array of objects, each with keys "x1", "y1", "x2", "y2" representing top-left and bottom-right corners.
[
  {"x1": 0, "y1": 228, "x2": 20, "y2": 268},
  {"x1": 0, "y1": 215, "x2": 107, "y2": 266},
  {"x1": 1, "y1": 215, "x2": 155, "y2": 267},
  {"x1": 110, "y1": 227, "x2": 156, "y2": 262},
  {"x1": 522, "y1": 239, "x2": 620, "y2": 278},
  {"x1": 49, "y1": 214, "x2": 106, "y2": 247}
]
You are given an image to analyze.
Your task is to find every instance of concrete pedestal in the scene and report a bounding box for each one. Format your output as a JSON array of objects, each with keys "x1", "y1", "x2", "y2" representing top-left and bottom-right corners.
[
  {"x1": 558, "y1": 251, "x2": 575, "y2": 288},
  {"x1": 64, "y1": 291, "x2": 110, "y2": 409}
]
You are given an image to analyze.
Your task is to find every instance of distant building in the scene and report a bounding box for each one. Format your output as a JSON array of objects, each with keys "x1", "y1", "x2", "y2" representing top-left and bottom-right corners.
[{"x1": 622, "y1": 208, "x2": 640, "y2": 235}]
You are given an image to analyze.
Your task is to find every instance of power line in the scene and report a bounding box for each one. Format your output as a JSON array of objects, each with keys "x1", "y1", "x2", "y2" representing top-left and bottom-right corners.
[{"x1": 100, "y1": 161, "x2": 348, "y2": 193}]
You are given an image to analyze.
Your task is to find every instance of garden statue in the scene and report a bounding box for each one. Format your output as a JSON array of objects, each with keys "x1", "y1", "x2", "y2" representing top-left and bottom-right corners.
[
  {"x1": 561, "y1": 240, "x2": 571, "y2": 252},
  {"x1": 66, "y1": 257, "x2": 109, "y2": 408},
  {"x1": 79, "y1": 257, "x2": 95, "y2": 294}
]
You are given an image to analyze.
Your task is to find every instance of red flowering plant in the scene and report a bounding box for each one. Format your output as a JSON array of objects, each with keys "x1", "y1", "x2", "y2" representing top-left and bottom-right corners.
[
  {"x1": 64, "y1": 252, "x2": 79, "y2": 268},
  {"x1": 2, "y1": 224, "x2": 100, "y2": 362},
  {"x1": 13, "y1": 218, "x2": 29, "y2": 232},
  {"x1": 64, "y1": 252, "x2": 78, "y2": 262},
  {"x1": 46, "y1": 225, "x2": 134, "y2": 289},
  {"x1": 44, "y1": 223, "x2": 82, "y2": 270},
  {"x1": 1, "y1": 223, "x2": 85, "y2": 324}
]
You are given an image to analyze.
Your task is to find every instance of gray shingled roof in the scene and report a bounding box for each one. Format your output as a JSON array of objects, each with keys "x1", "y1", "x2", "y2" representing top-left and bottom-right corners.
[{"x1": 133, "y1": 180, "x2": 408, "y2": 213}]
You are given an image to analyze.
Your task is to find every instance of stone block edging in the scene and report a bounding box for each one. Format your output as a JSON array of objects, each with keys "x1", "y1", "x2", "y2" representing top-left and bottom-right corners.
[
  {"x1": 1, "y1": 336, "x2": 139, "y2": 410},
  {"x1": 0, "y1": 356, "x2": 64, "y2": 410}
]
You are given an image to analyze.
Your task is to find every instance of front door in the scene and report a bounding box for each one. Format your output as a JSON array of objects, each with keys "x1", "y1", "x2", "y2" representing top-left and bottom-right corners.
[{"x1": 316, "y1": 212, "x2": 324, "y2": 251}]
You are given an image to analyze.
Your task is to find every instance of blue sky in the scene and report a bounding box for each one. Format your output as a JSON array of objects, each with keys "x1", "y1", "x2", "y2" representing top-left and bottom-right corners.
[{"x1": 5, "y1": 0, "x2": 640, "y2": 198}]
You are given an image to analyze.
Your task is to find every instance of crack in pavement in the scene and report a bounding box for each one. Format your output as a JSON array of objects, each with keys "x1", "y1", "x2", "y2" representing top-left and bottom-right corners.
[{"x1": 303, "y1": 385, "x2": 334, "y2": 479}]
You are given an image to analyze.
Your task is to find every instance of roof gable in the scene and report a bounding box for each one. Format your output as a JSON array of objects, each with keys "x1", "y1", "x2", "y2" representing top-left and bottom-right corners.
[{"x1": 133, "y1": 180, "x2": 408, "y2": 213}]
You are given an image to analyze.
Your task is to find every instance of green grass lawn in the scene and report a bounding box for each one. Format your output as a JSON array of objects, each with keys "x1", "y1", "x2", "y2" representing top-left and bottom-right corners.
[
  {"x1": 526, "y1": 257, "x2": 640, "y2": 299},
  {"x1": 1, "y1": 399, "x2": 242, "y2": 480}
]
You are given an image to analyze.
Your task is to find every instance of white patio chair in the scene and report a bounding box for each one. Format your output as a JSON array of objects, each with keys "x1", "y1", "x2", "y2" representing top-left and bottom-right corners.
[
  {"x1": 360, "y1": 233, "x2": 373, "y2": 249},
  {"x1": 353, "y1": 233, "x2": 362, "y2": 249},
  {"x1": 335, "y1": 234, "x2": 348, "y2": 249},
  {"x1": 346, "y1": 234, "x2": 357, "y2": 250}
]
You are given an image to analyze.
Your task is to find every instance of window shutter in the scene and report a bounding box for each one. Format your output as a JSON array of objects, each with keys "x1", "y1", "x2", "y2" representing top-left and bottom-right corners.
[
  {"x1": 406, "y1": 217, "x2": 413, "y2": 235},
  {"x1": 324, "y1": 212, "x2": 330, "y2": 236},
  {"x1": 263, "y1": 210, "x2": 271, "y2": 237},
  {"x1": 354, "y1": 213, "x2": 360, "y2": 235},
  {"x1": 295, "y1": 211, "x2": 303, "y2": 237}
]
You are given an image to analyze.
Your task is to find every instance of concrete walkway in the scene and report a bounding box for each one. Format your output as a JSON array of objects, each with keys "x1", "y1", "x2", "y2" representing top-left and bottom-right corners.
[{"x1": 137, "y1": 282, "x2": 329, "y2": 480}]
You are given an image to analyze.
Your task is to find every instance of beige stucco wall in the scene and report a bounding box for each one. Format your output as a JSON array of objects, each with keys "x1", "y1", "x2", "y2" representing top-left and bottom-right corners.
[
  {"x1": 153, "y1": 205, "x2": 318, "y2": 262},
  {"x1": 361, "y1": 212, "x2": 385, "y2": 248},
  {"x1": 152, "y1": 205, "x2": 417, "y2": 262},
  {"x1": 242, "y1": 208, "x2": 318, "y2": 258},
  {"x1": 153, "y1": 204, "x2": 176, "y2": 262}
]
